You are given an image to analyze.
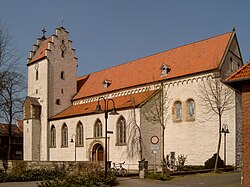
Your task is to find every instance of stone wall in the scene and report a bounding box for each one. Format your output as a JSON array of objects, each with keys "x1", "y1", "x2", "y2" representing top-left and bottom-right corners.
[{"x1": 0, "y1": 160, "x2": 103, "y2": 174}]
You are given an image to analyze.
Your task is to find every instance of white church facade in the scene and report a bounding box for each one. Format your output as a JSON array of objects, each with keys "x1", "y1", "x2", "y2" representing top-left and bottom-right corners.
[{"x1": 23, "y1": 27, "x2": 243, "y2": 168}]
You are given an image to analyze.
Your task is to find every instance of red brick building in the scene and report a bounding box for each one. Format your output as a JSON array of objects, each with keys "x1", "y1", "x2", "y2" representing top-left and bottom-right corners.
[
  {"x1": 0, "y1": 120, "x2": 23, "y2": 160},
  {"x1": 226, "y1": 61, "x2": 250, "y2": 187}
]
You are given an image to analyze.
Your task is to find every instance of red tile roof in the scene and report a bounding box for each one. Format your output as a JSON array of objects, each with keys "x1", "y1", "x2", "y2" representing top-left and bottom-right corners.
[
  {"x1": 28, "y1": 37, "x2": 52, "y2": 64},
  {"x1": 0, "y1": 123, "x2": 23, "y2": 137},
  {"x1": 74, "y1": 32, "x2": 233, "y2": 100},
  {"x1": 226, "y1": 60, "x2": 250, "y2": 82},
  {"x1": 51, "y1": 90, "x2": 158, "y2": 120}
]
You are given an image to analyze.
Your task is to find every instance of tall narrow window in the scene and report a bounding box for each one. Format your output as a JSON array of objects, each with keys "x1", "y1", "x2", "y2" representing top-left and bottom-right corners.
[
  {"x1": 94, "y1": 119, "x2": 102, "y2": 138},
  {"x1": 76, "y1": 121, "x2": 84, "y2": 146},
  {"x1": 61, "y1": 123, "x2": 68, "y2": 147},
  {"x1": 61, "y1": 71, "x2": 65, "y2": 80},
  {"x1": 187, "y1": 99, "x2": 195, "y2": 118},
  {"x1": 117, "y1": 116, "x2": 126, "y2": 145},
  {"x1": 36, "y1": 70, "x2": 38, "y2": 80},
  {"x1": 50, "y1": 125, "x2": 56, "y2": 147}
]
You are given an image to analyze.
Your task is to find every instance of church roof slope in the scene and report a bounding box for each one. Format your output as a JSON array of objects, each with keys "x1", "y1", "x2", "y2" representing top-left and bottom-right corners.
[
  {"x1": 73, "y1": 32, "x2": 233, "y2": 100},
  {"x1": 51, "y1": 90, "x2": 157, "y2": 120},
  {"x1": 226, "y1": 60, "x2": 250, "y2": 82}
]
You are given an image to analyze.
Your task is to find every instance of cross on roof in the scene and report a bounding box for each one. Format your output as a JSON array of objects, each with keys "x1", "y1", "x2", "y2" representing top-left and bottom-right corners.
[{"x1": 41, "y1": 28, "x2": 46, "y2": 37}]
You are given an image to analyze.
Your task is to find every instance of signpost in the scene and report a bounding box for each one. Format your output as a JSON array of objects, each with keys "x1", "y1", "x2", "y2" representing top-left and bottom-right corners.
[{"x1": 150, "y1": 135, "x2": 159, "y2": 174}]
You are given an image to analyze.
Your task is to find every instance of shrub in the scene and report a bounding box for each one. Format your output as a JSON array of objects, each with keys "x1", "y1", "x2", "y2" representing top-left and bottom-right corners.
[
  {"x1": 37, "y1": 166, "x2": 117, "y2": 187},
  {"x1": 0, "y1": 169, "x2": 66, "y2": 183},
  {"x1": 205, "y1": 153, "x2": 224, "y2": 169}
]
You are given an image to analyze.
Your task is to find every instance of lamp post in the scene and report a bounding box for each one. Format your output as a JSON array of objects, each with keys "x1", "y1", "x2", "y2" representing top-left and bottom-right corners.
[
  {"x1": 221, "y1": 124, "x2": 230, "y2": 166},
  {"x1": 95, "y1": 97, "x2": 119, "y2": 180},
  {"x1": 70, "y1": 134, "x2": 76, "y2": 161}
]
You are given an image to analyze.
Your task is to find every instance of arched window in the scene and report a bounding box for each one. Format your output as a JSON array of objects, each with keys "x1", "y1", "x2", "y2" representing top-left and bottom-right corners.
[
  {"x1": 94, "y1": 119, "x2": 102, "y2": 138},
  {"x1": 50, "y1": 125, "x2": 56, "y2": 147},
  {"x1": 187, "y1": 99, "x2": 195, "y2": 118},
  {"x1": 117, "y1": 116, "x2": 126, "y2": 145},
  {"x1": 61, "y1": 123, "x2": 68, "y2": 147},
  {"x1": 173, "y1": 101, "x2": 182, "y2": 122},
  {"x1": 76, "y1": 121, "x2": 84, "y2": 146}
]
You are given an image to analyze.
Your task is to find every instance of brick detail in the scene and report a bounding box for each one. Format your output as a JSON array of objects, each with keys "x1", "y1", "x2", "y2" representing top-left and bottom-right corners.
[{"x1": 241, "y1": 86, "x2": 250, "y2": 187}]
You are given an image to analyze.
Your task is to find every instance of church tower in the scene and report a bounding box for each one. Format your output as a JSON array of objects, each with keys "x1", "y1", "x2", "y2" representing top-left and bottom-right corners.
[{"x1": 23, "y1": 27, "x2": 78, "y2": 161}]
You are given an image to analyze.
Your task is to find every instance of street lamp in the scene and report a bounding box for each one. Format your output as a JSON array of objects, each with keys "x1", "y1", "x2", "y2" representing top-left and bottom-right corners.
[
  {"x1": 70, "y1": 134, "x2": 76, "y2": 161},
  {"x1": 221, "y1": 124, "x2": 230, "y2": 166},
  {"x1": 95, "y1": 97, "x2": 119, "y2": 180}
]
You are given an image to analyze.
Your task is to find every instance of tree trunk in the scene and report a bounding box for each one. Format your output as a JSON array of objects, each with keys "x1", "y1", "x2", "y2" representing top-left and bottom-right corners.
[{"x1": 214, "y1": 114, "x2": 222, "y2": 172}]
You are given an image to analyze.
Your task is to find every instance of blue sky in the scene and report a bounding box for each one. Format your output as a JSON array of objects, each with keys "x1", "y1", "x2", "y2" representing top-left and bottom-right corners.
[{"x1": 0, "y1": 0, "x2": 250, "y2": 76}]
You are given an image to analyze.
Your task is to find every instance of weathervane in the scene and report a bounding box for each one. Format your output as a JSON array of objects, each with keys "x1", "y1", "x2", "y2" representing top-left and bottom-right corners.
[{"x1": 61, "y1": 16, "x2": 64, "y2": 28}]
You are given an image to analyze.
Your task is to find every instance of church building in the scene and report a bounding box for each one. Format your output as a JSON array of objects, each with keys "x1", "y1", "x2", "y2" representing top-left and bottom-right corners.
[{"x1": 23, "y1": 27, "x2": 243, "y2": 169}]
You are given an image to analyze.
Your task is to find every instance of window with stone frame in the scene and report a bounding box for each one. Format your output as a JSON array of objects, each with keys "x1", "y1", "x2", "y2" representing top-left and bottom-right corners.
[
  {"x1": 116, "y1": 116, "x2": 126, "y2": 145},
  {"x1": 76, "y1": 121, "x2": 84, "y2": 146},
  {"x1": 94, "y1": 119, "x2": 102, "y2": 138},
  {"x1": 173, "y1": 100, "x2": 182, "y2": 122},
  {"x1": 187, "y1": 99, "x2": 195, "y2": 120},
  {"x1": 61, "y1": 123, "x2": 68, "y2": 147},
  {"x1": 50, "y1": 125, "x2": 56, "y2": 147}
]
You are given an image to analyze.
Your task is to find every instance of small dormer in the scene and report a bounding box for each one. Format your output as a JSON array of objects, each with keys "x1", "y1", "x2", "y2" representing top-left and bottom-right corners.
[
  {"x1": 102, "y1": 79, "x2": 112, "y2": 89},
  {"x1": 160, "y1": 64, "x2": 171, "y2": 77},
  {"x1": 23, "y1": 96, "x2": 41, "y2": 120}
]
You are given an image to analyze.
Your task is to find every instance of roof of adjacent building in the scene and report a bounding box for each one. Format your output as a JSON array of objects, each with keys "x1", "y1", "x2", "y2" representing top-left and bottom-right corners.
[
  {"x1": 24, "y1": 96, "x2": 41, "y2": 106},
  {"x1": 0, "y1": 123, "x2": 23, "y2": 137},
  {"x1": 51, "y1": 90, "x2": 158, "y2": 120},
  {"x1": 73, "y1": 31, "x2": 233, "y2": 100},
  {"x1": 226, "y1": 60, "x2": 250, "y2": 82}
]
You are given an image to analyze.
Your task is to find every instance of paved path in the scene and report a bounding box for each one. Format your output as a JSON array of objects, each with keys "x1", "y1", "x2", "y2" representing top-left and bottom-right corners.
[
  {"x1": 118, "y1": 171, "x2": 241, "y2": 187},
  {"x1": 0, "y1": 171, "x2": 241, "y2": 187}
]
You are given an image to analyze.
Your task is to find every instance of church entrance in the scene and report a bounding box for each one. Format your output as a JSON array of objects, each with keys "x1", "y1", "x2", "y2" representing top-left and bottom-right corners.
[{"x1": 92, "y1": 143, "x2": 104, "y2": 161}]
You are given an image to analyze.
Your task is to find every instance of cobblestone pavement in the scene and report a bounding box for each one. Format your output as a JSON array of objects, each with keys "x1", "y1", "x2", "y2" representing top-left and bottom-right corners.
[{"x1": 0, "y1": 171, "x2": 241, "y2": 187}]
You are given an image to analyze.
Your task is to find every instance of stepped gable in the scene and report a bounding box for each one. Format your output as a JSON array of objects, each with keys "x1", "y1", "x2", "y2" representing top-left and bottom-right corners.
[
  {"x1": 74, "y1": 32, "x2": 233, "y2": 101},
  {"x1": 51, "y1": 90, "x2": 157, "y2": 120},
  {"x1": 27, "y1": 37, "x2": 52, "y2": 65}
]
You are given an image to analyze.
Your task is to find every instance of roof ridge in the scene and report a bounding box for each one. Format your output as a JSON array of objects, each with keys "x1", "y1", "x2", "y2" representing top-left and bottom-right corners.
[{"x1": 80, "y1": 31, "x2": 233, "y2": 76}]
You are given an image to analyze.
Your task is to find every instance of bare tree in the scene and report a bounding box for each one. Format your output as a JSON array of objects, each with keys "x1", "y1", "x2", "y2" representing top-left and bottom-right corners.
[
  {"x1": 142, "y1": 83, "x2": 171, "y2": 172},
  {"x1": 199, "y1": 73, "x2": 234, "y2": 172},
  {"x1": 127, "y1": 98, "x2": 142, "y2": 160},
  {"x1": 0, "y1": 21, "x2": 25, "y2": 160},
  {"x1": 0, "y1": 71, "x2": 25, "y2": 159},
  {"x1": 0, "y1": 21, "x2": 19, "y2": 88}
]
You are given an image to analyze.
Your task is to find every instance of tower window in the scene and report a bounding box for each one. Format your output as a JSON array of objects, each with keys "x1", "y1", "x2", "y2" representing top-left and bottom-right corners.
[
  {"x1": 61, "y1": 89, "x2": 64, "y2": 94},
  {"x1": 56, "y1": 99, "x2": 61, "y2": 105},
  {"x1": 61, "y1": 71, "x2": 65, "y2": 80},
  {"x1": 36, "y1": 70, "x2": 39, "y2": 80}
]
